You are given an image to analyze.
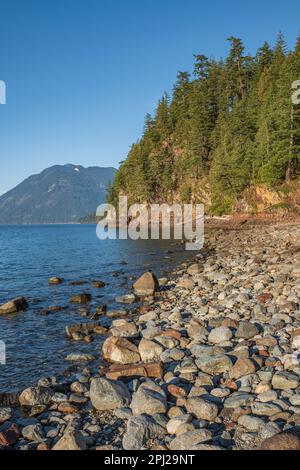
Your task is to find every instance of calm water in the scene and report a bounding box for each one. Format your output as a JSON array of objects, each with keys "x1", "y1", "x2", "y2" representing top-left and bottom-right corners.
[{"x1": 0, "y1": 225, "x2": 193, "y2": 392}]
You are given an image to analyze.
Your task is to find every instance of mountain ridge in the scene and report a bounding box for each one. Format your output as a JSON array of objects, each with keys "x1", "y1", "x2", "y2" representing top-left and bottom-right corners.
[{"x1": 0, "y1": 164, "x2": 117, "y2": 224}]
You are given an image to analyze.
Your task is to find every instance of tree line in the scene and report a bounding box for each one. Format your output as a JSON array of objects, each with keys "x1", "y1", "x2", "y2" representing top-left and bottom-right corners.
[{"x1": 109, "y1": 34, "x2": 300, "y2": 214}]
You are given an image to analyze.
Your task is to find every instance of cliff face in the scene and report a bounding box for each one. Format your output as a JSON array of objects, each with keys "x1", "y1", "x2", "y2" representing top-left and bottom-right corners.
[{"x1": 0, "y1": 164, "x2": 117, "y2": 224}]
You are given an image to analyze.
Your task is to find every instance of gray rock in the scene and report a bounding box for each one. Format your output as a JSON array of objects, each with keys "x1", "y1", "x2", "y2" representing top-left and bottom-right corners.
[
  {"x1": 224, "y1": 392, "x2": 255, "y2": 408},
  {"x1": 272, "y1": 371, "x2": 300, "y2": 390},
  {"x1": 169, "y1": 430, "x2": 213, "y2": 450},
  {"x1": 122, "y1": 414, "x2": 166, "y2": 450},
  {"x1": 0, "y1": 407, "x2": 12, "y2": 423},
  {"x1": 90, "y1": 378, "x2": 131, "y2": 411},
  {"x1": 22, "y1": 424, "x2": 45, "y2": 442},
  {"x1": 236, "y1": 321, "x2": 259, "y2": 339},
  {"x1": 208, "y1": 327, "x2": 233, "y2": 344},
  {"x1": 237, "y1": 415, "x2": 264, "y2": 431},
  {"x1": 186, "y1": 397, "x2": 219, "y2": 421},
  {"x1": 195, "y1": 355, "x2": 233, "y2": 375},
  {"x1": 130, "y1": 381, "x2": 167, "y2": 415},
  {"x1": 19, "y1": 387, "x2": 53, "y2": 407}
]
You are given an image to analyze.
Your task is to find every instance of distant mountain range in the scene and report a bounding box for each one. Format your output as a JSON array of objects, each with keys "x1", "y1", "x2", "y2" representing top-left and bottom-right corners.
[{"x1": 0, "y1": 164, "x2": 117, "y2": 224}]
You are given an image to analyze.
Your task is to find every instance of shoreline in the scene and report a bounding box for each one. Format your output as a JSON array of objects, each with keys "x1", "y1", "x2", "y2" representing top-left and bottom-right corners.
[{"x1": 1, "y1": 223, "x2": 300, "y2": 450}]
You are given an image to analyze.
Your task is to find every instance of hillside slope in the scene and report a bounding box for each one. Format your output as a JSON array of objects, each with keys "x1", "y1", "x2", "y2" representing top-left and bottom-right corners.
[{"x1": 0, "y1": 164, "x2": 116, "y2": 224}]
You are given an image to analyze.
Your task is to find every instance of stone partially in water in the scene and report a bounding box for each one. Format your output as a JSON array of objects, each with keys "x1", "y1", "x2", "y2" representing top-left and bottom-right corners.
[
  {"x1": 48, "y1": 277, "x2": 64, "y2": 285},
  {"x1": 0, "y1": 297, "x2": 28, "y2": 315},
  {"x1": 19, "y1": 387, "x2": 53, "y2": 407},
  {"x1": 70, "y1": 293, "x2": 92, "y2": 304}
]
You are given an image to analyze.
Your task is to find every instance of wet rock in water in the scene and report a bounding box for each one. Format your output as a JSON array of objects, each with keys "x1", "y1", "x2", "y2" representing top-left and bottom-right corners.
[
  {"x1": 90, "y1": 377, "x2": 131, "y2": 411},
  {"x1": 169, "y1": 430, "x2": 213, "y2": 450},
  {"x1": 52, "y1": 430, "x2": 86, "y2": 450},
  {"x1": 208, "y1": 327, "x2": 233, "y2": 344},
  {"x1": 65, "y1": 353, "x2": 95, "y2": 362},
  {"x1": 69, "y1": 280, "x2": 88, "y2": 286},
  {"x1": 133, "y1": 272, "x2": 159, "y2": 296},
  {"x1": 91, "y1": 280, "x2": 105, "y2": 288},
  {"x1": 106, "y1": 362, "x2": 163, "y2": 380},
  {"x1": 70, "y1": 293, "x2": 92, "y2": 304},
  {"x1": 102, "y1": 336, "x2": 141, "y2": 364},
  {"x1": 0, "y1": 407, "x2": 12, "y2": 424},
  {"x1": 48, "y1": 277, "x2": 64, "y2": 285},
  {"x1": 271, "y1": 371, "x2": 300, "y2": 390},
  {"x1": 130, "y1": 381, "x2": 167, "y2": 415},
  {"x1": 236, "y1": 321, "x2": 259, "y2": 339},
  {"x1": 115, "y1": 294, "x2": 136, "y2": 304},
  {"x1": 0, "y1": 297, "x2": 28, "y2": 314},
  {"x1": 186, "y1": 397, "x2": 219, "y2": 421},
  {"x1": 19, "y1": 387, "x2": 53, "y2": 407},
  {"x1": 65, "y1": 321, "x2": 107, "y2": 338},
  {"x1": 123, "y1": 414, "x2": 166, "y2": 450},
  {"x1": 260, "y1": 428, "x2": 300, "y2": 450}
]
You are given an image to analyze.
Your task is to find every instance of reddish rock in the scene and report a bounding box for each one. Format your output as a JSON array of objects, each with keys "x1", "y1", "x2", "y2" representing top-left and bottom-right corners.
[
  {"x1": 106, "y1": 362, "x2": 163, "y2": 380},
  {"x1": 167, "y1": 384, "x2": 187, "y2": 398},
  {"x1": 37, "y1": 442, "x2": 50, "y2": 450},
  {"x1": 57, "y1": 402, "x2": 79, "y2": 414},
  {"x1": 260, "y1": 430, "x2": 300, "y2": 450},
  {"x1": 229, "y1": 358, "x2": 257, "y2": 380},
  {"x1": 256, "y1": 336, "x2": 277, "y2": 347},
  {"x1": 279, "y1": 301, "x2": 297, "y2": 312},
  {"x1": 161, "y1": 329, "x2": 182, "y2": 340},
  {"x1": 257, "y1": 293, "x2": 273, "y2": 304},
  {"x1": 0, "y1": 424, "x2": 20, "y2": 447},
  {"x1": 269, "y1": 411, "x2": 291, "y2": 422},
  {"x1": 221, "y1": 319, "x2": 238, "y2": 329}
]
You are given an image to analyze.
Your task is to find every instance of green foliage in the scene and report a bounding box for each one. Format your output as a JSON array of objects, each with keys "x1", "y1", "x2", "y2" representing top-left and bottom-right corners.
[{"x1": 109, "y1": 34, "x2": 300, "y2": 214}]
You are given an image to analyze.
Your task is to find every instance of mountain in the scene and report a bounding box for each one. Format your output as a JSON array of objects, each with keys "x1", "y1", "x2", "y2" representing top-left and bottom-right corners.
[{"x1": 0, "y1": 164, "x2": 117, "y2": 224}]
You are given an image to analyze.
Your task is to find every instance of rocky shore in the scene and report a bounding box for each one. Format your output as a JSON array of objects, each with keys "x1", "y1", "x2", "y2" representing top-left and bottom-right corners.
[{"x1": 1, "y1": 223, "x2": 300, "y2": 450}]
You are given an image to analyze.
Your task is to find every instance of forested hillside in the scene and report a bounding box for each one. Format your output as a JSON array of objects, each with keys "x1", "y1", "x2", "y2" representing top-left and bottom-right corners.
[{"x1": 109, "y1": 34, "x2": 300, "y2": 215}]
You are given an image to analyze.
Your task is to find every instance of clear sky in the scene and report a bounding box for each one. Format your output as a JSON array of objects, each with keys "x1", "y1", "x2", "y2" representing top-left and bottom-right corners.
[{"x1": 0, "y1": 0, "x2": 300, "y2": 195}]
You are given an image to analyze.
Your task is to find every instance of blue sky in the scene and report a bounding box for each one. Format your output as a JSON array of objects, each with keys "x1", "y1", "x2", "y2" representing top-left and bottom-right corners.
[{"x1": 0, "y1": 0, "x2": 300, "y2": 194}]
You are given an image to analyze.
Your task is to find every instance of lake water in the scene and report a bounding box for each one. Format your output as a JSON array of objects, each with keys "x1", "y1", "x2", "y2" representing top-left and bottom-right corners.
[{"x1": 0, "y1": 225, "x2": 193, "y2": 392}]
